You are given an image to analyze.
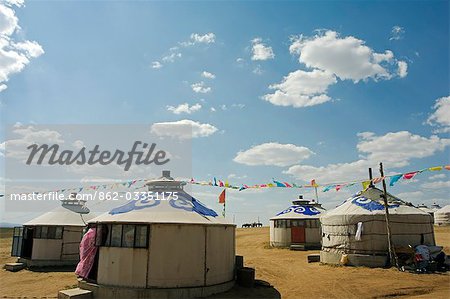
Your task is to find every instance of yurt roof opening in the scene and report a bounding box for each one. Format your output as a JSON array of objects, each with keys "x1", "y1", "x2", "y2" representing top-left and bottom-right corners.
[
  {"x1": 11, "y1": 193, "x2": 95, "y2": 267},
  {"x1": 270, "y1": 195, "x2": 326, "y2": 249},
  {"x1": 78, "y1": 171, "x2": 236, "y2": 298},
  {"x1": 320, "y1": 187, "x2": 435, "y2": 267}
]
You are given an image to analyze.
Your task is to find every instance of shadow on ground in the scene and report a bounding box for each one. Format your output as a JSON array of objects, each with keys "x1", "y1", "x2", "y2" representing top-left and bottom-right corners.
[
  {"x1": 206, "y1": 280, "x2": 281, "y2": 299},
  {"x1": 26, "y1": 265, "x2": 76, "y2": 273}
]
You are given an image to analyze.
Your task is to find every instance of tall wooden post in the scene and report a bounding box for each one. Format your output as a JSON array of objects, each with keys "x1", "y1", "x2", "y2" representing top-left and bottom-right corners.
[{"x1": 379, "y1": 162, "x2": 399, "y2": 268}]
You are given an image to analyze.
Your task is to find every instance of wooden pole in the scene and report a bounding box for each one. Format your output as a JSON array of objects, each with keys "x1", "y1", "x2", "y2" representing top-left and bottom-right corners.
[
  {"x1": 369, "y1": 168, "x2": 374, "y2": 187},
  {"x1": 379, "y1": 162, "x2": 399, "y2": 268},
  {"x1": 314, "y1": 186, "x2": 319, "y2": 203}
]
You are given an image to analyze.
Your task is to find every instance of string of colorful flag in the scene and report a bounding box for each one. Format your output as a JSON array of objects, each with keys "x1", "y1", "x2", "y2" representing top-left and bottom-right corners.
[
  {"x1": 0, "y1": 164, "x2": 448, "y2": 197},
  {"x1": 188, "y1": 164, "x2": 450, "y2": 192}
]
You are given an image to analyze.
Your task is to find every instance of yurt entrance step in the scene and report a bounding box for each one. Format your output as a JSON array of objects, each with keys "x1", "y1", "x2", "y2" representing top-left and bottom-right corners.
[
  {"x1": 4, "y1": 262, "x2": 25, "y2": 272},
  {"x1": 58, "y1": 288, "x2": 92, "y2": 299},
  {"x1": 290, "y1": 244, "x2": 306, "y2": 251}
]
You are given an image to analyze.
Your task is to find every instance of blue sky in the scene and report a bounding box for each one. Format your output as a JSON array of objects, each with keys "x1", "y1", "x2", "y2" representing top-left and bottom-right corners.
[{"x1": 0, "y1": 0, "x2": 449, "y2": 225}]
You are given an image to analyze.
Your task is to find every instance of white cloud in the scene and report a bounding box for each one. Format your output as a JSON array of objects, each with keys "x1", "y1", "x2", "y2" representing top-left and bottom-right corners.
[
  {"x1": 252, "y1": 65, "x2": 263, "y2": 75},
  {"x1": 151, "y1": 61, "x2": 162, "y2": 69},
  {"x1": 0, "y1": 2, "x2": 44, "y2": 92},
  {"x1": 1, "y1": 124, "x2": 64, "y2": 160},
  {"x1": 72, "y1": 140, "x2": 85, "y2": 150},
  {"x1": 161, "y1": 52, "x2": 181, "y2": 63},
  {"x1": 389, "y1": 26, "x2": 405, "y2": 41},
  {"x1": 262, "y1": 69, "x2": 337, "y2": 108},
  {"x1": 210, "y1": 107, "x2": 216, "y2": 112},
  {"x1": 233, "y1": 142, "x2": 314, "y2": 167},
  {"x1": 289, "y1": 30, "x2": 403, "y2": 82},
  {"x1": 191, "y1": 33, "x2": 215, "y2": 44},
  {"x1": 150, "y1": 119, "x2": 218, "y2": 139},
  {"x1": 421, "y1": 180, "x2": 450, "y2": 189},
  {"x1": 180, "y1": 33, "x2": 216, "y2": 46},
  {"x1": 201, "y1": 71, "x2": 215, "y2": 79},
  {"x1": 231, "y1": 103, "x2": 245, "y2": 109},
  {"x1": 284, "y1": 159, "x2": 374, "y2": 183},
  {"x1": 251, "y1": 38, "x2": 275, "y2": 61},
  {"x1": 397, "y1": 61, "x2": 408, "y2": 78},
  {"x1": 285, "y1": 131, "x2": 450, "y2": 183},
  {"x1": 429, "y1": 174, "x2": 446, "y2": 180},
  {"x1": 357, "y1": 131, "x2": 450, "y2": 167},
  {"x1": 427, "y1": 96, "x2": 450, "y2": 133},
  {"x1": 191, "y1": 81, "x2": 211, "y2": 93},
  {"x1": 166, "y1": 103, "x2": 202, "y2": 114}
]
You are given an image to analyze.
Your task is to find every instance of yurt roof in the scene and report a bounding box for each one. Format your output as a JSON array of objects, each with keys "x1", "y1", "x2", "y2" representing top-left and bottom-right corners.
[
  {"x1": 435, "y1": 205, "x2": 450, "y2": 215},
  {"x1": 418, "y1": 204, "x2": 434, "y2": 214},
  {"x1": 89, "y1": 172, "x2": 232, "y2": 225},
  {"x1": 270, "y1": 201, "x2": 326, "y2": 220},
  {"x1": 89, "y1": 190, "x2": 231, "y2": 225},
  {"x1": 321, "y1": 187, "x2": 431, "y2": 221},
  {"x1": 24, "y1": 205, "x2": 95, "y2": 226}
]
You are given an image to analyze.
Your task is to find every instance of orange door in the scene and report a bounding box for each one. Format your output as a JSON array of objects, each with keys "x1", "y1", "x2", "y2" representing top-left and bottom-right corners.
[{"x1": 291, "y1": 227, "x2": 305, "y2": 244}]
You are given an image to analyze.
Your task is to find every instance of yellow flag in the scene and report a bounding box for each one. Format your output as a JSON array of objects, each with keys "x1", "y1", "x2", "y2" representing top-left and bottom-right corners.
[
  {"x1": 362, "y1": 180, "x2": 371, "y2": 190},
  {"x1": 429, "y1": 166, "x2": 443, "y2": 171}
]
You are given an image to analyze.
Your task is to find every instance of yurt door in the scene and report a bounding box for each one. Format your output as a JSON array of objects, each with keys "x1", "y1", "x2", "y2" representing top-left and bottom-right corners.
[
  {"x1": 291, "y1": 227, "x2": 305, "y2": 244},
  {"x1": 21, "y1": 227, "x2": 34, "y2": 258},
  {"x1": 11, "y1": 227, "x2": 23, "y2": 257}
]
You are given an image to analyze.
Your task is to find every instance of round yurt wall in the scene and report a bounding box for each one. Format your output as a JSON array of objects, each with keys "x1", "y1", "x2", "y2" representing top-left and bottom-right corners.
[
  {"x1": 270, "y1": 197, "x2": 326, "y2": 248},
  {"x1": 320, "y1": 187, "x2": 434, "y2": 267},
  {"x1": 88, "y1": 171, "x2": 236, "y2": 290}
]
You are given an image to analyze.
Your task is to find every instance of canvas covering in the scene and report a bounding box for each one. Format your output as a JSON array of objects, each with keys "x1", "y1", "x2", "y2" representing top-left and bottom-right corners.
[
  {"x1": 434, "y1": 205, "x2": 450, "y2": 226},
  {"x1": 321, "y1": 188, "x2": 434, "y2": 255}
]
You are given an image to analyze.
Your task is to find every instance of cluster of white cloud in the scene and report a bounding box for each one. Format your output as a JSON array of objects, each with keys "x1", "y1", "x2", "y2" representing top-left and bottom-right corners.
[
  {"x1": 284, "y1": 131, "x2": 450, "y2": 183},
  {"x1": 232, "y1": 131, "x2": 449, "y2": 185},
  {"x1": 251, "y1": 38, "x2": 275, "y2": 61},
  {"x1": 356, "y1": 131, "x2": 450, "y2": 167},
  {"x1": 150, "y1": 119, "x2": 218, "y2": 139},
  {"x1": 161, "y1": 52, "x2": 182, "y2": 63},
  {"x1": 152, "y1": 33, "x2": 215, "y2": 70},
  {"x1": 0, "y1": 1, "x2": 44, "y2": 92},
  {"x1": 234, "y1": 142, "x2": 314, "y2": 167},
  {"x1": 390, "y1": 26, "x2": 405, "y2": 41},
  {"x1": 0, "y1": 123, "x2": 64, "y2": 160},
  {"x1": 264, "y1": 30, "x2": 408, "y2": 108},
  {"x1": 191, "y1": 81, "x2": 211, "y2": 94},
  {"x1": 427, "y1": 95, "x2": 450, "y2": 133},
  {"x1": 167, "y1": 103, "x2": 202, "y2": 115}
]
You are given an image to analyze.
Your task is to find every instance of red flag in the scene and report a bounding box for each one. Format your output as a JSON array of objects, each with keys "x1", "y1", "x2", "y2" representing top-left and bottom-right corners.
[
  {"x1": 403, "y1": 172, "x2": 418, "y2": 180},
  {"x1": 219, "y1": 189, "x2": 226, "y2": 204}
]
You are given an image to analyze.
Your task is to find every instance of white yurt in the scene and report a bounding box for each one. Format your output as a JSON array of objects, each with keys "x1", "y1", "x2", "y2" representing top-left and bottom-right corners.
[
  {"x1": 11, "y1": 194, "x2": 94, "y2": 267},
  {"x1": 434, "y1": 205, "x2": 450, "y2": 226},
  {"x1": 78, "y1": 171, "x2": 236, "y2": 298},
  {"x1": 320, "y1": 187, "x2": 435, "y2": 267},
  {"x1": 417, "y1": 204, "x2": 434, "y2": 216},
  {"x1": 270, "y1": 196, "x2": 325, "y2": 249}
]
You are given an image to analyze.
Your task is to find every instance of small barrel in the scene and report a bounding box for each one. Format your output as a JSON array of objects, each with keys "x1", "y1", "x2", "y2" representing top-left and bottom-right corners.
[
  {"x1": 235, "y1": 255, "x2": 244, "y2": 270},
  {"x1": 237, "y1": 267, "x2": 255, "y2": 288}
]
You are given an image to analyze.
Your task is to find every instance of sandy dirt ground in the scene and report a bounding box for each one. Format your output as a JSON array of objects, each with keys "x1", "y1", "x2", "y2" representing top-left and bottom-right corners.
[{"x1": 0, "y1": 226, "x2": 449, "y2": 299}]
